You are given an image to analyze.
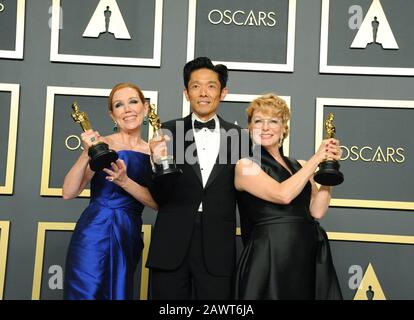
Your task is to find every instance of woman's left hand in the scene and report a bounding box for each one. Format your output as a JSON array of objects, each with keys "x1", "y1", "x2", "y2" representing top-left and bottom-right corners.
[
  {"x1": 327, "y1": 139, "x2": 342, "y2": 161},
  {"x1": 103, "y1": 159, "x2": 128, "y2": 187}
]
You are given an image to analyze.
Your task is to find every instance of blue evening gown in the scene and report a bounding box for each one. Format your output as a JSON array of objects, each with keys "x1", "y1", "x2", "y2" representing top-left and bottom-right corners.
[{"x1": 64, "y1": 150, "x2": 152, "y2": 300}]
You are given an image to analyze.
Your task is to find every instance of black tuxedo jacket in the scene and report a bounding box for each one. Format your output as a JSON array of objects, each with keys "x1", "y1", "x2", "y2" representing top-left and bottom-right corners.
[{"x1": 146, "y1": 114, "x2": 248, "y2": 277}]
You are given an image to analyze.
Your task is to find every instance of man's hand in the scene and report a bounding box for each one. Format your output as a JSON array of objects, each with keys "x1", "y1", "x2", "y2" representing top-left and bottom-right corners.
[{"x1": 149, "y1": 135, "x2": 171, "y2": 163}]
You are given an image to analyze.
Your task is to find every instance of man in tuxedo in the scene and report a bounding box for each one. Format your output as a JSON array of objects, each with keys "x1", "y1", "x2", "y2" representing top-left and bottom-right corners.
[{"x1": 147, "y1": 57, "x2": 248, "y2": 299}]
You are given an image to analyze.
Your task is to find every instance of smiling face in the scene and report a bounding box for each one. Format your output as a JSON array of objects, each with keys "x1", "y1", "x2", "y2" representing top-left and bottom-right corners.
[
  {"x1": 246, "y1": 94, "x2": 290, "y2": 149},
  {"x1": 184, "y1": 68, "x2": 228, "y2": 121},
  {"x1": 250, "y1": 110, "x2": 285, "y2": 148},
  {"x1": 109, "y1": 87, "x2": 147, "y2": 132}
]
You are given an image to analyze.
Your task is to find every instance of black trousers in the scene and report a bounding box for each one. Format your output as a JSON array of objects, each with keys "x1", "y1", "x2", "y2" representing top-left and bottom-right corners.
[{"x1": 150, "y1": 214, "x2": 232, "y2": 300}]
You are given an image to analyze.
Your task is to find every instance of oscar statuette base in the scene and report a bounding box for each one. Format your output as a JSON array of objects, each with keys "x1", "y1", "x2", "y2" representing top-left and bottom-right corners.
[
  {"x1": 88, "y1": 142, "x2": 119, "y2": 171},
  {"x1": 153, "y1": 156, "x2": 182, "y2": 180},
  {"x1": 314, "y1": 160, "x2": 344, "y2": 186}
]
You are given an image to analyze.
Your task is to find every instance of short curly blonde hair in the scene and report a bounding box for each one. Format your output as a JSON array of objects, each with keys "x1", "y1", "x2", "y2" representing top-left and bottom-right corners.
[{"x1": 246, "y1": 93, "x2": 290, "y2": 141}]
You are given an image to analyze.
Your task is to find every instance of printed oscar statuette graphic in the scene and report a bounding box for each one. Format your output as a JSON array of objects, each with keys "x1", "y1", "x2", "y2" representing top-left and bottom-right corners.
[
  {"x1": 314, "y1": 113, "x2": 344, "y2": 186},
  {"x1": 148, "y1": 103, "x2": 182, "y2": 179},
  {"x1": 71, "y1": 102, "x2": 118, "y2": 171}
]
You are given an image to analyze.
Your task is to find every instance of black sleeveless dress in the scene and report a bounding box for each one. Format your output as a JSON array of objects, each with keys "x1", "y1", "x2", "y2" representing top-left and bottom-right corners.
[{"x1": 235, "y1": 147, "x2": 342, "y2": 300}]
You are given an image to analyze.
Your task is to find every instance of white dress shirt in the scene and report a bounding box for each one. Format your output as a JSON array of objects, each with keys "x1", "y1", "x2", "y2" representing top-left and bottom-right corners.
[{"x1": 192, "y1": 114, "x2": 220, "y2": 211}]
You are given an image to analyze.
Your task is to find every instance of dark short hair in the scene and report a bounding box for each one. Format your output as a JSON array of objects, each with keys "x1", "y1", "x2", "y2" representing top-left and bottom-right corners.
[{"x1": 183, "y1": 57, "x2": 228, "y2": 91}]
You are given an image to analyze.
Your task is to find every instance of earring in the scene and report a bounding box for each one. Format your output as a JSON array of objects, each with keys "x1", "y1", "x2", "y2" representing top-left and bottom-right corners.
[
  {"x1": 278, "y1": 134, "x2": 284, "y2": 147},
  {"x1": 113, "y1": 121, "x2": 118, "y2": 132},
  {"x1": 249, "y1": 130, "x2": 257, "y2": 146},
  {"x1": 143, "y1": 116, "x2": 148, "y2": 125}
]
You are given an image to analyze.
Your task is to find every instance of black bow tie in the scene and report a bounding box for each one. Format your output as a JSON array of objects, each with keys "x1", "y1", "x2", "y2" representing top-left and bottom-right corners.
[{"x1": 194, "y1": 119, "x2": 216, "y2": 131}]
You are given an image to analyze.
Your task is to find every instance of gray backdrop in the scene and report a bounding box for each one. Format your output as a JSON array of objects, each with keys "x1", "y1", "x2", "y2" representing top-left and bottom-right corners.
[{"x1": 0, "y1": 0, "x2": 414, "y2": 300}]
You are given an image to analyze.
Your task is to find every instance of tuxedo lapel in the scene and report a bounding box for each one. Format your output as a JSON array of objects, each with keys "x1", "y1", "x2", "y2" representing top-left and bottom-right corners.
[{"x1": 183, "y1": 114, "x2": 203, "y2": 185}]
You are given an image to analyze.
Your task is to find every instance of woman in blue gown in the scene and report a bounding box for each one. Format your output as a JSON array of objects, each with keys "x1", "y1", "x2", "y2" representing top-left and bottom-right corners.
[
  {"x1": 62, "y1": 83, "x2": 158, "y2": 300},
  {"x1": 234, "y1": 94, "x2": 343, "y2": 299}
]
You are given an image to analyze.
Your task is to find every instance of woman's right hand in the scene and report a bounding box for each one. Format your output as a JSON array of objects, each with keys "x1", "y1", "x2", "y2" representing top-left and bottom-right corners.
[
  {"x1": 80, "y1": 129, "x2": 101, "y2": 152},
  {"x1": 314, "y1": 138, "x2": 342, "y2": 164}
]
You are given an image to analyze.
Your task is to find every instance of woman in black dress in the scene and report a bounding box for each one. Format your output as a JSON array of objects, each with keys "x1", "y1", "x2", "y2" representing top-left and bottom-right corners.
[{"x1": 234, "y1": 93, "x2": 343, "y2": 300}]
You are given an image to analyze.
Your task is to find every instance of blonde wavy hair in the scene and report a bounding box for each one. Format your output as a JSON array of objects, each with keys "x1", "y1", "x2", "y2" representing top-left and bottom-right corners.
[{"x1": 246, "y1": 93, "x2": 290, "y2": 141}]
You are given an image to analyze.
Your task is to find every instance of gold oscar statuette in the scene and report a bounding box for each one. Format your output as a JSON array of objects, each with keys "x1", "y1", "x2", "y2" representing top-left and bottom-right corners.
[
  {"x1": 313, "y1": 113, "x2": 344, "y2": 186},
  {"x1": 71, "y1": 102, "x2": 118, "y2": 171},
  {"x1": 147, "y1": 103, "x2": 182, "y2": 179}
]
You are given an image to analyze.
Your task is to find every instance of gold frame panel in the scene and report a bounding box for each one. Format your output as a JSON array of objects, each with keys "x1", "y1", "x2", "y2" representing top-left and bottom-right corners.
[
  {"x1": 0, "y1": 83, "x2": 20, "y2": 195},
  {"x1": 236, "y1": 226, "x2": 414, "y2": 300},
  {"x1": 315, "y1": 97, "x2": 414, "y2": 210},
  {"x1": 49, "y1": 0, "x2": 163, "y2": 66},
  {"x1": 186, "y1": 0, "x2": 296, "y2": 72},
  {"x1": 0, "y1": 221, "x2": 10, "y2": 300},
  {"x1": 31, "y1": 222, "x2": 152, "y2": 300},
  {"x1": 0, "y1": 0, "x2": 25, "y2": 59},
  {"x1": 237, "y1": 227, "x2": 414, "y2": 244},
  {"x1": 329, "y1": 231, "x2": 414, "y2": 300},
  {"x1": 40, "y1": 86, "x2": 158, "y2": 197},
  {"x1": 182, "y1": 93, "x2": 291, "y2": 156},
  {"x1": 30, "y1": 223, "x2": 414, "y2": 300}
]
